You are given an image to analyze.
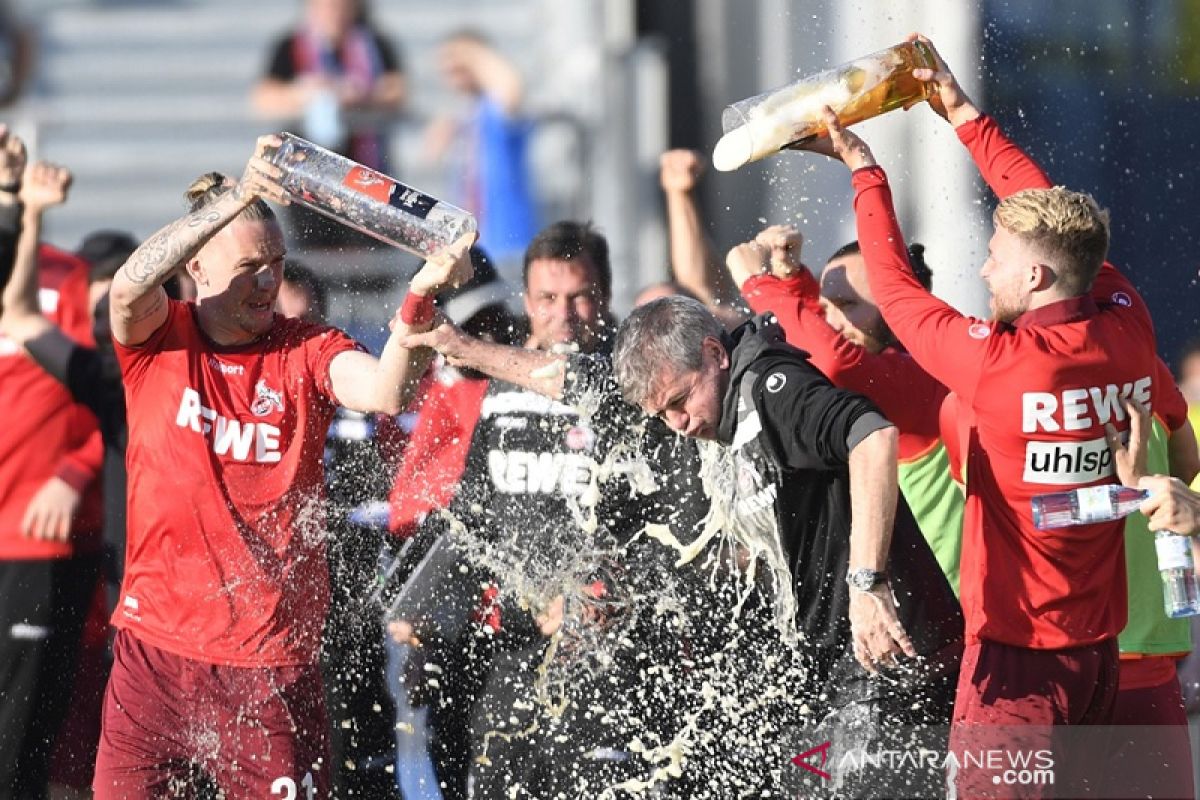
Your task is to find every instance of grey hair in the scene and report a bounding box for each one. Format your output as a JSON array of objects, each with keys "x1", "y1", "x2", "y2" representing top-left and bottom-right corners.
[{"x1": 613, "y1": 295, "x2": 724, "y2": 406}]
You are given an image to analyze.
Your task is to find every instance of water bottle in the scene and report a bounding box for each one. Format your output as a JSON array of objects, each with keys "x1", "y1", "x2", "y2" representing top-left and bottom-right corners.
[
  {"x1": 264, "y1": 132, "x2": 477, "y2": 258},
  {"x1": 1155, "y1": 531, "x2": 1200, "y2": 618},
  {"x1": 1030, "y1": 484, "x2": 1149, "y2": 529},
  {"x1": 712, "y1": 40, "x2": 937, "y2": 172},
  {"x1": 1032, "y1": 485, "x2": 1200, "y2": 618}
]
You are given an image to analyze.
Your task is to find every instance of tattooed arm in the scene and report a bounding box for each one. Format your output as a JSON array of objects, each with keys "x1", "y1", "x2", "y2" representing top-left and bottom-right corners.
[{"x1": 109, "y1": 135, "x2": 289, "y2": 347}]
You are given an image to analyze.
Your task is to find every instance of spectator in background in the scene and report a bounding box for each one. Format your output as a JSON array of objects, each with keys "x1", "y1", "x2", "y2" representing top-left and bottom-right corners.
[
  {"x1": 0, "y1": 1, "x2": 30, "y2": 108},
  {"x1": 427, "y1": 30, "x2": 538, "y2": 274},
  {"x1": 253, "y1": 0, "x2": 405, "y2": 249},
  {"x1": 0, "y1": 136, "x2": 106, "y2": 800}
]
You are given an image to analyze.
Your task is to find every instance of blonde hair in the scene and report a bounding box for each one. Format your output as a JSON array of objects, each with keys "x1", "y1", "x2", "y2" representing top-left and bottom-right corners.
[
  {"x1": 993, "y1": 186, "x2": 1110, "y2": 296},
  {"x1": 184, "y1": 171, "x2": 275, "y2": 222}
]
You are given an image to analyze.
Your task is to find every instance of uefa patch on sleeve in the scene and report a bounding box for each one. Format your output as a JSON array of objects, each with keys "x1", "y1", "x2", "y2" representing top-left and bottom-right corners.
[
  {"x1": 1110, "y1": 291, "x2": 1132, "y2": 307},
  {"x1": 765, "y1": 373, "x2": 787, "y2": 393}
]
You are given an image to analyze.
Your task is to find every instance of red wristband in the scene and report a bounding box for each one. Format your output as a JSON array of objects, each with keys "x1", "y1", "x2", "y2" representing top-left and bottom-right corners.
[{"x1": 400, "y1": 291, "x2": 435, "y2": 326}]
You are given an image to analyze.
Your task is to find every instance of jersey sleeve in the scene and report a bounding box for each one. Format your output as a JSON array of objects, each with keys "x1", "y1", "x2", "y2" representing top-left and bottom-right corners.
[
  {"x1": 742, "y1": 273, "x2": 865, "y2": 381},
  {"x1": 112, "y1": 298, "x2": 186, "y2": 389},
  {"x1": 754, "y1": 359, "x2": 892, "y2": 471},
  {"x1": 852, "y1": 166, "x2": 991, "y2": 404},
  {"x1": 304, "y1": 325, "x2": 368, "y2": 407},
  {"x1": 956, "y1": 114, "x2": 1053, "y2": 199}
]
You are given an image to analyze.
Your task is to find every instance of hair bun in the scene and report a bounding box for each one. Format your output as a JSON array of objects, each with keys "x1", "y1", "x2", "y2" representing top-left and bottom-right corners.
[{"x1": 185, "y1": 171, "x2": 230, "y2": 211}]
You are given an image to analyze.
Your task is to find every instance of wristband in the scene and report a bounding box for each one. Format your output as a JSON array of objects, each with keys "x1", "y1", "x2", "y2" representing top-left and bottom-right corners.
[
  {"x1": 0, "y1": 182, "x2": 19, "y2": 194},
  {"x1": 400, "y1": 291, "x2": 435, "y2": 326}
]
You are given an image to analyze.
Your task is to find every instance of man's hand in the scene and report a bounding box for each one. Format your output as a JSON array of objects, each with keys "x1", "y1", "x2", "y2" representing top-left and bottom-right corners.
[
  {"x1": 21, "y1": 161, "x2": 72, "y2": 214},
  {"x1": 237, "y1": 134, "x2": 291, "y2": 206},
  {"x1": 906, "y1": 33, "x2": 981, "y2": 128},
  {"x1": 725, "y1": 240, "x2": 771, "y2": 290},
  {"x1": 398, "y1": 320, "x2": 472, "y2": 364},
  {"x1": 21, "y1": 476, "x2": 81, "y2": 541},
  {"x1": 409, "y1": 232, "x2": 476, "y2": 297},
  {"x1": 1106, "y1": 399, "x2": 1150, "y2": 488},
  {"x1": 848, "y1": 583, "x2": 917, "y2": 674},
  {"x1": 659, "y1": 149, "x2": 705, "y2": 194},
  {"x1": 1137, "y1": 476, "x2": 1200, "y2": 536},
  {"x1": 0, "y1": 125, "x2": 26, "y2": 193},
  {"x1": 754, "y1": 224, "x2": 804, "y2": 279},
  {"x1": 799, "y1": 107, "x2": 877, "y2": 171}
]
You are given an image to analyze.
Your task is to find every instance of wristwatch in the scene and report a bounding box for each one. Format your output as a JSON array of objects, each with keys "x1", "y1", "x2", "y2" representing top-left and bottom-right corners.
[{"x1": 846, "y1": 568, "x2": 888, "y2": 592}]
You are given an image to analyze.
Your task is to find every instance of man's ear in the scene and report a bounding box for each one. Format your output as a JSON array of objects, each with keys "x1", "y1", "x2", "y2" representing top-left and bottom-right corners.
[
  {"x1": 704, "y1": 335, "x2": 729, "y2": 369},
  {"x1": 187, "y1": 258, "x2": 206, "y2": 287},
  {"x1": 1030, "y1": 260, "x2": 1058, "y2": 293}
]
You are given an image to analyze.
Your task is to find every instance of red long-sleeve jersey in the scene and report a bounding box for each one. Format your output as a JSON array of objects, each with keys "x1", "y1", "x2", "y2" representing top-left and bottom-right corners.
[{"x1": 854, "y1": 114, "x2": 1158, "y2": 650}]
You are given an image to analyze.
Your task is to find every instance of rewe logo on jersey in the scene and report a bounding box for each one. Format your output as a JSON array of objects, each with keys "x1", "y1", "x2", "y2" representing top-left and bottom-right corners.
[
  {"x1": 175, "y1": 387, "x2": 282, "y2": 463},
  {"x1": 487, "y1": 450, "x2": 593, "y2": 495},
  {"x1": 1021, "y1": 376, "x2": 1151, "y2": 433},
  {"x1": 1020, "y1": 377, "x2": 1148, "y2": 485}
]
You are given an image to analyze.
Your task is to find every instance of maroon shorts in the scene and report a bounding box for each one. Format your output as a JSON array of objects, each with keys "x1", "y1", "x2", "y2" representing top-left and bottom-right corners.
[
  {"x1": 948, "y1": 638, "x2": 1119, "y2": 798},
  {"x1": 93, "y1": 630, "x2": 330, "y2": 800}
]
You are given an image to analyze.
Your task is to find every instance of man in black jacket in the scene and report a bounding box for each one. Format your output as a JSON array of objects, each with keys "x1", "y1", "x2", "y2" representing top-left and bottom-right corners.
[{"x1": 612, "y1": 294, "x2": 963, "y2": 797}]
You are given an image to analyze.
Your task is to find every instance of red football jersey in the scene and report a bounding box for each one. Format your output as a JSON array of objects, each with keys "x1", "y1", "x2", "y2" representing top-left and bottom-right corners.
[
  {"x1": 114, "y1": 300, "x2": 362, "y2": 666},
  {"x1": 854, "y1": 115, "x2": 1159, "y2": 649},
  {"x1": 0, "y1": 245, "x2": 102, "y2": 559}
]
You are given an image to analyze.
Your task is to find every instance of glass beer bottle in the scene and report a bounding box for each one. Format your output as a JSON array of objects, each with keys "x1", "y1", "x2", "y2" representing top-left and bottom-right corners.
[
  {"x1": 712, "y1": 40, "x2": 937, "y2": 172},
  {"x1": 264, "y1": 132, "x2": 476, "y2": 258}
]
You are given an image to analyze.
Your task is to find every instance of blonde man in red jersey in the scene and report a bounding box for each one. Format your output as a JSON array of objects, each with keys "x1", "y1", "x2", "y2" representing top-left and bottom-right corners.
[
  {"x1": 92, "y1": 135, "x2": 473, "y2": 800},
  {"x1": 806, "y1": 35, "x2": 1166, "y2": 798}
]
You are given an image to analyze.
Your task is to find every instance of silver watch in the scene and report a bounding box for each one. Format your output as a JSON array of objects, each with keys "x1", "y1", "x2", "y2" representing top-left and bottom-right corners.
[{"x1": 846, "y1": 568, "x2": 888, "y2": 592}]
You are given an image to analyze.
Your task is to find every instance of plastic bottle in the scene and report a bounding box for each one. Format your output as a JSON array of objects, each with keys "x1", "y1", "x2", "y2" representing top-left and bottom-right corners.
[
  {"x1": 1032, "y1": 484, "x2": 1200, "y2": 618},
  {"x1": 1155, "y1": 531, "x2": 1200, "y2": 618},
  {"x1": 712, "y1": 40, "x2": 937, "y2": 172},
  {"x1": 264, "y1": 132, "x2": 476, "y2": 258},
  {"x1": 1030, "y1": 485, "x2": 1149, "y2": 529}
]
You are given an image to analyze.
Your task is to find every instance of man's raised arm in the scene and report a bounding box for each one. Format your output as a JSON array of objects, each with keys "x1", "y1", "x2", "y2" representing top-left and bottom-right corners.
[
  {"x1": 0, "y1": 162, "x2": 75, "y2": 377},
  {"x1": 109, "y1": 135, "x2": 289, "y2": 347},
  {"x1": 909, "y1": 34, "x2": 1051, "y2": 199}
]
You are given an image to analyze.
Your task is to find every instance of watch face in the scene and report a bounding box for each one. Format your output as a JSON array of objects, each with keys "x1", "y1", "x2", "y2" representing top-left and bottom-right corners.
[{"x1": 848, "y1": 570, "x2": 878, "y2": 590}]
